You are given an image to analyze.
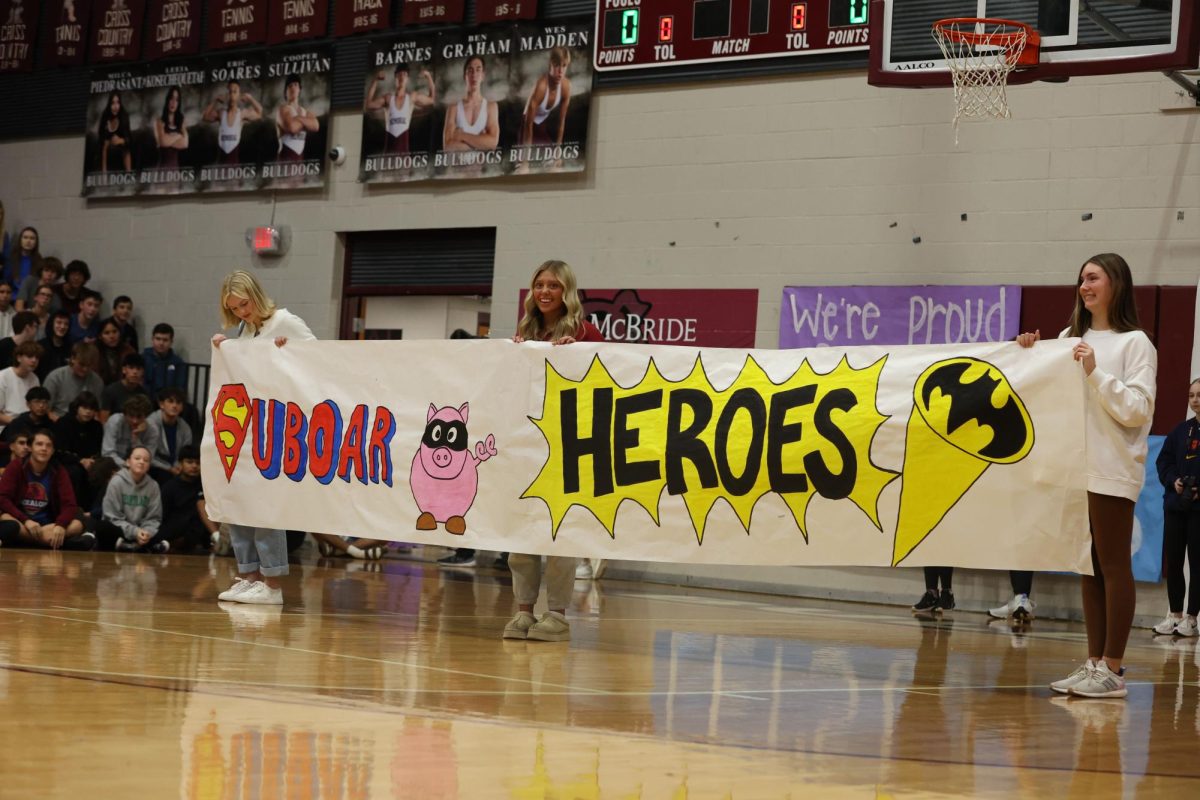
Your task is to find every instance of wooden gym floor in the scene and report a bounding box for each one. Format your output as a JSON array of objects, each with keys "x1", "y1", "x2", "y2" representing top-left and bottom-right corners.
[{"x1": 0, "y1": 546, "x2": 1198, "y2": 799}]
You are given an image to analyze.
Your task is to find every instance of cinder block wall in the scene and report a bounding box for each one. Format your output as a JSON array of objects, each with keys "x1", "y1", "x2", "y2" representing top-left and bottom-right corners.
[{"x1": 1, "y1": 69, "x2": 1195, "y2": 361}]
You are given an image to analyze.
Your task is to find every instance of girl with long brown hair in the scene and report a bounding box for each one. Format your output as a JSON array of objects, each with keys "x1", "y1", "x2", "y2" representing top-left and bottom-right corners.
[{"x1": 1019, "y1": 253, "x2": 1156, "y2": 699}]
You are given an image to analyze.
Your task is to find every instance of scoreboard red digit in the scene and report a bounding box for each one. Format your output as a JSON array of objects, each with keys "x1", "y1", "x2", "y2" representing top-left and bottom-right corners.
[{"x1": 594, "y1": 0, "x2": 870, "y2": 71}]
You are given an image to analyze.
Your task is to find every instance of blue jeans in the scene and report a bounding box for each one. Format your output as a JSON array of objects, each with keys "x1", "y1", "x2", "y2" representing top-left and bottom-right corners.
[{"x1": 229, "y1": 524, "x2": 289, "y2": 578}]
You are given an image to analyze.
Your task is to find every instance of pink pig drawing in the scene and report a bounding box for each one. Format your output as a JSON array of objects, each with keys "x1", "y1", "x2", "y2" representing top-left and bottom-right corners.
[{"x1": 410, "y1": 402, "x2": 498, "y2": 535}]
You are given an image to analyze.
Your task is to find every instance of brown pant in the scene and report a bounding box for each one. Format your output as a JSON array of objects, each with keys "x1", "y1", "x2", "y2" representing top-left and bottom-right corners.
[{"x1": 1082, "y1": 492, "x2": 1136, "y2": 661}]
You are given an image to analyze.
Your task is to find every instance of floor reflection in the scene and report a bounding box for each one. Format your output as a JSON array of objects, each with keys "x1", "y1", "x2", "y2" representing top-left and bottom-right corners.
[{"x1": 0, "y1": 548, "x2": 1198, "y2": 798}]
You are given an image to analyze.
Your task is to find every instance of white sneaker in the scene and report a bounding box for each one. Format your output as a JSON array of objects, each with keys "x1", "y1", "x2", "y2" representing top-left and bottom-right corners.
[
  {"x1": 1153, "y1": 614, "x2": 1182, "y2": 635},
  {"x1": 1176, "y1": 617, "x2": 1199, "y2": 637},
  {"x1": 237, "y1": 582, "x2": 284, "y2": 605},
  {"x1": 1070, "y1": 660, "x2": 1127, "y2": 699},
  {"x1": 575, "y1": 560, "x2": 593, "y2": 580},
  {"x1": 1050, "y1": 660, "x2": 1095, "y2": 694},
  {"x1": 988, "y1": 594, "x2": 1034, "y2": 620},
  {"x1": 988, "y1": 594, "x2": 1020, "y2": 619},
  {"x1": 217, "y1": 579, "x2": 255, "y2": 603}
]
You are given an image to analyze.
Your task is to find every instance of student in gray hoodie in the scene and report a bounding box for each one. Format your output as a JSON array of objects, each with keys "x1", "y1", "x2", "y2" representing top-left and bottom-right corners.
[
  {"x1": 97, "y1": 445, "x2": 166, "y2": 553},
  {"x1": 146, "y1": 386, "x2": 193, "y2": 484}
]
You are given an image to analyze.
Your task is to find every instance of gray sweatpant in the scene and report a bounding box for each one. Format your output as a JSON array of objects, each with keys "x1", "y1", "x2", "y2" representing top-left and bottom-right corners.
[{"x1": 508, "y1": 554, "x2": 576, "y2": 611}]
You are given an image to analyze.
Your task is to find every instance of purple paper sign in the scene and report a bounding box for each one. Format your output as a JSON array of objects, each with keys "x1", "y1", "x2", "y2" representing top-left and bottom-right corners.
[{"x1": 780, "y1": 285, "x2": 1021, "y2": 348}]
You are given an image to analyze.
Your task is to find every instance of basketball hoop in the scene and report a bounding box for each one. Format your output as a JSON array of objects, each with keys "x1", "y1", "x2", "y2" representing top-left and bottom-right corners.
[{"x1": 932, "y1": 18, "x2": 1040, "y2": 140}]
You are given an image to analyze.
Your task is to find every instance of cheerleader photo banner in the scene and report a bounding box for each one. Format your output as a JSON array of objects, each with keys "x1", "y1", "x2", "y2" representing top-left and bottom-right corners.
[{"x1": 202, "y1": 338, "x2": 1092, "y2": 572}]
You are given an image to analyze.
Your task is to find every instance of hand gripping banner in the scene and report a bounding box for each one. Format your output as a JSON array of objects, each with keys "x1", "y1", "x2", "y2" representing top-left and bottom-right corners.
[{"x1": 201, "y1": 339, "x2": 1091, "y2": 572}]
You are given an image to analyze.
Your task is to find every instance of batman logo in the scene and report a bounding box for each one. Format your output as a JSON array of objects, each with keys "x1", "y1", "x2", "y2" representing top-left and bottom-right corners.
[{"x1": 916, "y1": 359, "x2": 1033, "y2": 464}]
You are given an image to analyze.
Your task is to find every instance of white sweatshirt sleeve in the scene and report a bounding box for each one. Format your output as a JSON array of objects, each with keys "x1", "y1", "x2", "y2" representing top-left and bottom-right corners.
[{"x1": 1085, "y1": 331, "x2": 1156, "y2": 428}]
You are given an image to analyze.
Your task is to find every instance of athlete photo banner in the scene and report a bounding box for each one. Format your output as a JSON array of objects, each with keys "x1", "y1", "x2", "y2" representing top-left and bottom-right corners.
[
  {"x1": 507, "y1": 19, "x2": 591, "y2": 175},
  {"x1": 259, "y1": 46, "x2": 331, "y2": 190},
  {"x1": 83, "y1": 65, "x2": 144, "y2": 198},
  {"x1": 433, "y1": 26, "x2": 512, "y2": 180},
  {"x1": 203, "y1": 338, "x2": 1092, "y2": 572},
  {"x1": 358, "y1": 19, "x2": 593, "y2": 184},
  {"x1": 360, "y1": 32, "x2": 438, "y2": 183},
  {"x1": 197, "y1": 53, "x2": 269, "y2": 192},
  {"x1": 0, "y1": 0, "x2": 39, "y2": 72},
  {"x1": 136, "y1": 59, "x2": 204, "y2": 194}
]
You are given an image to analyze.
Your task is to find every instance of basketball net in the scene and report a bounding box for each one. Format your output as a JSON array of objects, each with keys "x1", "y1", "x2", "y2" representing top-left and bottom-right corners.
[{"x1": 933, "y1": 19, "x2": 1035, "y2": 143}]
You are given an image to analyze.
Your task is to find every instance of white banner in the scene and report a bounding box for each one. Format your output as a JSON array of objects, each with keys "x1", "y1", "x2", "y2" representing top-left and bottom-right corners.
[{"x1": 201, "y1": 339, "x2": 1091, "y2": 572}]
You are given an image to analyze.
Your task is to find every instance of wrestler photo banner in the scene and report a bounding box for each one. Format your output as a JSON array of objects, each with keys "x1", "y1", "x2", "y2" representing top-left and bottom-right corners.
[
  {"x1": 202, "y1": 338, "x2": 1092, "y2": 572},
  {"x1": 360, "y1": 32, "x2": 438, "y2": 183},
  {"x1": 258, "y1": 46, "x2": 331, "y2": 190},
  {"x1": 197, "y1": 53, "x2": 268, "y2": 191},
  {"x1": 359, "y1": 18, "x2": 593, "y2": 184}
]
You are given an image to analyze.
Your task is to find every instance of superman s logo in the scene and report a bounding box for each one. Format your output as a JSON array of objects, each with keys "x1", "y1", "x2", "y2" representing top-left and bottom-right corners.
[{"x1": 211, "y1": 384, "x2": 252, "y2": 481}]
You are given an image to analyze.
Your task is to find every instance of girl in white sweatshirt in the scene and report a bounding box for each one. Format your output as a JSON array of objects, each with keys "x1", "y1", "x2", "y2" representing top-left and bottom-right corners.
[
  {"x1": 210, "y1": 270, "x2": 316, "y2": 606},
  {"x1": 1019, "y1": 253, "x2": 1156, "y2": 699}
]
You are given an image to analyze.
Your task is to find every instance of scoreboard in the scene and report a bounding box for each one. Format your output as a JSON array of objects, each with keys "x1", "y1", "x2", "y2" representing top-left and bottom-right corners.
[{"x1": 594, "y1": 0, "x2": 870, "y2": 71}]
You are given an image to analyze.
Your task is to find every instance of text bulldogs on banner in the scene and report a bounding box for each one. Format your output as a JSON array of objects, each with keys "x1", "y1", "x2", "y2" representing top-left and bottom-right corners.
[
  {"x1": 359, "y1": 18, "x2": 593, "y2": 184},
  {"x1": 203, "y1": 338, "x2": 1091, "y2": 572}
]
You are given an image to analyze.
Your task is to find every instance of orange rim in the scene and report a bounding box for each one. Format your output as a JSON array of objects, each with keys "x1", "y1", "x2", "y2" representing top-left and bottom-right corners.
[{"x1": 933, "y1": 17, "x2": 1041, "y2": 66}]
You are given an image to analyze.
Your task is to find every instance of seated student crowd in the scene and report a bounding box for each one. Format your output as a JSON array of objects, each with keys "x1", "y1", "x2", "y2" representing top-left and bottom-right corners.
[{"x1": 0, "y1": 219, "x2": 219, "y2": 555}]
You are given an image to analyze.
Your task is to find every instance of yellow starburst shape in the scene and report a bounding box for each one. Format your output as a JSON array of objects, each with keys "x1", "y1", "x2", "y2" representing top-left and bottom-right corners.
[
  {"x1": 523, "y1": 354, "x2": 897, "y2": 544},
  {"x1": 893, "y1": 357, "x2": 1034, "y2": 565}
]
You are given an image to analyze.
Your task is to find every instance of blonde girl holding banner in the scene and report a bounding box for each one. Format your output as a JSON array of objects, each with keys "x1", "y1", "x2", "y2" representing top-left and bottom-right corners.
[
  {"x1": 1020, "y1": 253, "x2": 1156, "y2": 699},
  {"x1": 210, "y1": 270, "x2": 315, "y2": 605},
  {"x1": 504, "y1": 260, "x2": 603, "y2": 642}
]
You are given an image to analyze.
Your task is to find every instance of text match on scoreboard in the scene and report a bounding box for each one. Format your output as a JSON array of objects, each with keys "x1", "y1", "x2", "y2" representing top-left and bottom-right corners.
[{"x1": 594, "y1": 0, "x2": 870, "y2": 70}]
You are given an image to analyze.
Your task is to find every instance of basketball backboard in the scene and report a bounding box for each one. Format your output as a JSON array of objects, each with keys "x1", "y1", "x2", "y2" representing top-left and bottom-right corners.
[{"x1": 869, "y1": 0, "x2": 1199, "y2": 87}]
